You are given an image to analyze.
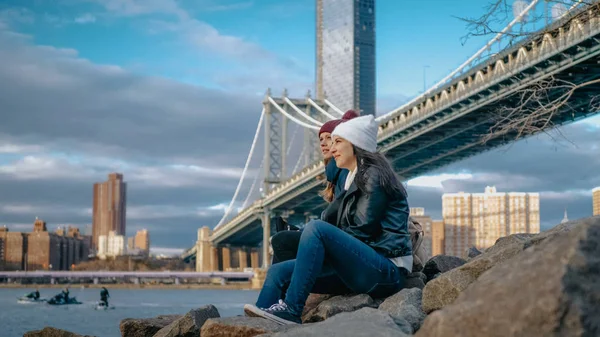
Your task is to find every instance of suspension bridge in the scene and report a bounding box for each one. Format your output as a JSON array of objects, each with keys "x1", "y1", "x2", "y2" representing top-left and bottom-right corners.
[{"x1": 183, "y1": 1, "x2": 600, "y2": 272}]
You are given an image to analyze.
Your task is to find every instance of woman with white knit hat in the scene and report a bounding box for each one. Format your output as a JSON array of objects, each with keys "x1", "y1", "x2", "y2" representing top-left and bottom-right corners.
[{"x1": 245, "y1": 115, "x2": 412, "y2": 325}]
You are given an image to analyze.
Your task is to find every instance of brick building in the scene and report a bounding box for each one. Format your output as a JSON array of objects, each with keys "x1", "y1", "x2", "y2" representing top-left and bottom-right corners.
[
  {"x1": 0, "y1": 218, "x2": 90, "y2": 271},
  {"x1": 0, "y1": 226, "x2": 27, "y2": 271},
  {"x1": 92, "y1": 173, "x2": 127, "y2": 250}
]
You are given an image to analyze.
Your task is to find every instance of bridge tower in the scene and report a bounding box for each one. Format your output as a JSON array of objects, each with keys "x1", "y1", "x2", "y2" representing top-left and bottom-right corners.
[{"x1": 262, "y1": 89, "x2": 325, "y2": 193}]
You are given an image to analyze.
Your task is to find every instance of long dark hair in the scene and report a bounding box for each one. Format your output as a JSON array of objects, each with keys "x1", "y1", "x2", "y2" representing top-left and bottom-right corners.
[{"x1": 354, "y1": 146, "x2": 407, "y2": 198}]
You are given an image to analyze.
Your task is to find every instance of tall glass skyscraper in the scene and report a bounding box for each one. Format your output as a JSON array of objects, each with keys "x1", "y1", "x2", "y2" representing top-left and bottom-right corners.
[{"x1": 316, "y1": 0, "x2": 376, "y2": 115}]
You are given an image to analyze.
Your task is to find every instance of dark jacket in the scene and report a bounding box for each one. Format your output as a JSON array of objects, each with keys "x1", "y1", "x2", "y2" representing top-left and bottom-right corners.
[
  {"x1": 321, "y1": 167, "x2": 412, "y2": 258},
  {"x1": 325, "y1": 159, "x2": 348, "y2": 198}
]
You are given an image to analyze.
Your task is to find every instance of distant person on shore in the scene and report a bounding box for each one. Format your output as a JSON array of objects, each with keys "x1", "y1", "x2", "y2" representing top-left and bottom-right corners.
[
  {"x1": 270, "y1": 110, "x2": 359, "y2": 264},
  {"x1": 245, "y1": 115, "x2": 412, "y2": 325},
  {"x1": 100, "y1": 287, "x2": 110, "y2": 306},
  {"x1": 25, "y1": 289, "x2": 40, "y2": 300}
]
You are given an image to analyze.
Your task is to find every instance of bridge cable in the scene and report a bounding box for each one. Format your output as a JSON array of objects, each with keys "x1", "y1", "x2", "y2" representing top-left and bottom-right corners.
[
  {"x1": 307, "y1": 98, "x2": 337, "y2": 120},
  {"x1": 376, "y1": 0, "x2": 541, "y2": 123},
  {"x1": 292, "y1": 145, "x2": 307, "y2": 175},
  {"x1": 240, "y1": 123, "x2": 300, "y2": 210},
  {"x1": 215, "y1": 108, "x2": 265, "y2": 228},
  {"x1": 324, "y1": 99, "x2": 344, "y2": 115},
  {"x1": 267, "y1": 97, "x2": 321, "y2": 130},
  {"x1": 283, "y1": 97, "x2": 324, "y2": 126}
]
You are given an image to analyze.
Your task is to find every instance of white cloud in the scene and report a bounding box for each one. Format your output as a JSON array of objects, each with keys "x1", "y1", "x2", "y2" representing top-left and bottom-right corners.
[
  {"x1": 0, "y1": 203, "x2": 89, "y2": 217},
  {"x1": 0, "y1": 143, "x2": 43, "y2": 154},
  {"x1": 0, "y1": 155, "x2": 96, "y2": 180},
  {"x1": 74, "y1": 13, "x2": 97, "y2": 24},
  {"x1": 90, "y1": 0, "x2": 270, "y2": 60},
  {"x1": 407, "y1": 172, "x2": 473, "y2": 189},
  {"x1": 127, "y1": 203, "x2": 230, "y2": 220},
  {"x1": 0, "y1": 8, "x2": 35, "y2": 25}
]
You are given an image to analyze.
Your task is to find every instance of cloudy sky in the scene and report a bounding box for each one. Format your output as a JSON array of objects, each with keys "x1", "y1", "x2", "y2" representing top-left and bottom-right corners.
[{"x1": 0, "y1": 0, "x2": 598, "y2": 256}]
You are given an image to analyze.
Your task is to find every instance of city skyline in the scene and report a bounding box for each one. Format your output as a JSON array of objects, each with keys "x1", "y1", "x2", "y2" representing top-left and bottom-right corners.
[{"x1": 0, "y1": 1, "x2": 599, "y2": 253}]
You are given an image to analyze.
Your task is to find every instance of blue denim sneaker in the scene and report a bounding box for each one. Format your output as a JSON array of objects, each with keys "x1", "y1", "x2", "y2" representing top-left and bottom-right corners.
[{"x1": 243, "y1": 300, "x2": 301, "y2": 325}]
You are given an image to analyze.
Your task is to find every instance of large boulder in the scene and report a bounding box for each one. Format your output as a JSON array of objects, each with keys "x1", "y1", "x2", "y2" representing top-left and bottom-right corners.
[
  {"x1": 120, "y1": 315, "x2": 181, "y2": 337},
  {"x1": 24, "y1": 327, "x2": 94, "y2": 337},
  {"x1": 261, "y1": 308, "x2": 411, "y2": 337},
  {"x1": 301, "y1": 294, "x2": 333, "y2": 321},
  {"x1": 416, "y1": 216, "x2": 600, "y2": 337},
  {"x1": 302, "y1": 294, "x2": 377, "y2": 323},
  {"x1": 421, "y1": 233, "x2": 539, "y2": 313},
  {"x1": 153, "y1": 305, "x2": 220, "y2": 337},
  {"x1": 201, "y1": 316, "x2": 282, "y2": 337},
  {"x1": 379, "y1": 288, "x2": 426, "y2": 333},
  {"x1": 404, "y1": 272, "x2": 426, "y2": 289},
  {"x1": 422, "y1": 255, "x2": 466, "y2": 281}
]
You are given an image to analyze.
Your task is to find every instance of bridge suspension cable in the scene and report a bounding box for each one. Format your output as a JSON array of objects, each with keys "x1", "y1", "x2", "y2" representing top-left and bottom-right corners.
[
  {"x1": 283, "y1": 97, "x2": 324, "y2": 126},
  {"x1": 239, "y1": 124, "x2": 300, "y2": 209},
  {"x1": 376, "y1": 0, "x2": 542, "y2": 123},
  {"x1": 325, "y1": 99, "x2": 344, "y2": 115},
  {"x1": 267, "y1": 97, "x2": 321, "y2": 130},
  {"x1": 307, "y1": 98, "x2": 338, "y2": 120},
  {"x1": 215, "y1": 108, "x2": 265, "y2": 229},
  {"x1": 292, "y1": 145, "x2": 306, "y2": 175},
  {"x1": 241, "y1": 159, "x2": 263, "y2": 209}
]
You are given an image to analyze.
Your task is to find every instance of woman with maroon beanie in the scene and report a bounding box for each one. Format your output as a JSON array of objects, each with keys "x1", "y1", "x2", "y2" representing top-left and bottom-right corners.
[{"x1": 270, "y1": 110, "x2": 360, "y2": 264}]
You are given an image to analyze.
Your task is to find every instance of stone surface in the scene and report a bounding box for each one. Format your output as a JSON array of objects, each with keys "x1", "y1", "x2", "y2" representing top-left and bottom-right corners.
[
  {"x1": 421, "y1": 233, "x2": 537, "y2": 313},
  {"x1": 301, "y1": 293, "x2": 333, "y2": 322},
  {"x1": 422, "y1": 255, "x2": 466, "y2": 281},
  {"x1": 416, "y1": 217, "x2": 600, "y2": 337},
  {"x1": 154, "y1": 305, "x2": 220, "y2": 337},
  {"x1": 303, "y1": 294, "x2": 377, "y2": 323},
  {"x1": 404, "y1": 272, "x2": 426, "y2": 289},
  {"x1": 379, "y1": 288, "x2": 426, "y2": 333},
  {"x1": 24, "y1": 327, "x2": 93, "y2": 337},
  {"x1": 201, "y1": 316, "x2": 281, "y2": 337},
  {"x1": 120, "y1": 315, "x2": 181, "y2": 337},
  {"x1": 261, "y1": 308, "x2": 411, "y2": 337},
  {"x1": 462, "y1": 246, "x2": 482, "y2": 260}
]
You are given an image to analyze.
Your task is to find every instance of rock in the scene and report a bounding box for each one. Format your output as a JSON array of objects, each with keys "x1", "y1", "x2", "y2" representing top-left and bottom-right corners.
[
  {"x1": 403, "y1": 272, "x2": 426, "y2": 289},
  {"x1": 201, "y1": 316, "x2": 281, "y2": 337},
  {"x1": 462, "y1": 246, "x2": 482, "y2": 260},
  {"x1": 421, "y1": 233, "x2": 536, "y2": 313},
  {"x1": 423, "y1": 255, "x2": 466, "y2": 281},
  {"x1": 301, "y1": 293, "x2": 333, "y2": 321},
  {"x1": 302, "y1": 294, "x2": 377, "y2": 323},
  {"x1": 262, "y1": 308, "x2": 411, "y2": 337},
  {"x1": 416, "y1": 216, "x2": 600, "y2": 337},
  {"x1": 24, "y1": 327, "x2": 94, "y2": 337},
  {"x1": 154, "y1": 305, "x2": 220, "y2": 337},
  {"x1": 120, "y1": 315, "x2": 181, "y2": 337},
  {"x1": 379, "y1": 288, "x2": 426, "y2": 333}
]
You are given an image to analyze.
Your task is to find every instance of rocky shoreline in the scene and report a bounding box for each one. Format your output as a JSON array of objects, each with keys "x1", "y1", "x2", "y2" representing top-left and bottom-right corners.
[{"x1": 25, "y1": 216, "x2": 600, "y2": 337}]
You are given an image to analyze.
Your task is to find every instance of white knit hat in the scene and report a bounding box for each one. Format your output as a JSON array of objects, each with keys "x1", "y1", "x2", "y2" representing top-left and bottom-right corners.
[{"x1": 332, "y1": 115, "x2": 378, "y2": 153}]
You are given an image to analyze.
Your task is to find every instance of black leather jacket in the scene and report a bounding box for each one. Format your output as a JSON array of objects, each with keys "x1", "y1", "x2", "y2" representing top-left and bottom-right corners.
[{"x1": 321, "y1": 167, "x2": 412, "y2": 258}]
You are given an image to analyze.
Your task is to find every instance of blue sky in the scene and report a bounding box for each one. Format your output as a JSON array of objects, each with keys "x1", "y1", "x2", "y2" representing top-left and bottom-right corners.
[{"x1": 0, "y1": 0, "x2": 599, "y2": 255}]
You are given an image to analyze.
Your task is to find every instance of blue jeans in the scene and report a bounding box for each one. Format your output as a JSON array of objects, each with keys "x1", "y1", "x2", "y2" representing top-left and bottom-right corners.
[{"x1": 256, "y1": 220, "x2": 407, "y2": 316}]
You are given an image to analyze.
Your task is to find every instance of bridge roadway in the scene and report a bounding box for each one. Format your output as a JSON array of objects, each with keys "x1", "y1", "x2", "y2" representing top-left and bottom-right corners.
[
  {"x1": 210, "y1": 5, "x2": 600, "y2": 249},
  {"x1": 0, "y1": 271, "x2": 254, "y2": 282}
]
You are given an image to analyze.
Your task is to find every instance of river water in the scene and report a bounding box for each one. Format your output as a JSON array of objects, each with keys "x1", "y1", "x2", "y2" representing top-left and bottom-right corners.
[{"x1": 0, "y1": 288, "x2": 260, "y2": 337}]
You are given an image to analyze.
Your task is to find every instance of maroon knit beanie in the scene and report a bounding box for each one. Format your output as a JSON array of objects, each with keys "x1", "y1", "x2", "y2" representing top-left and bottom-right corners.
[{"x1": 318, "y1": 110, "x2": 360, "y2": 136}]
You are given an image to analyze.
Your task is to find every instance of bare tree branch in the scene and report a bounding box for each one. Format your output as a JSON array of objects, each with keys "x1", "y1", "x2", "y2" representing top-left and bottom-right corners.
[
  {"x1": 454, "y1": 1, "x2": 600, "y2": 144},
  {"x1": 483, "y1": 77, "x2": 600, "y2": 143}
]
